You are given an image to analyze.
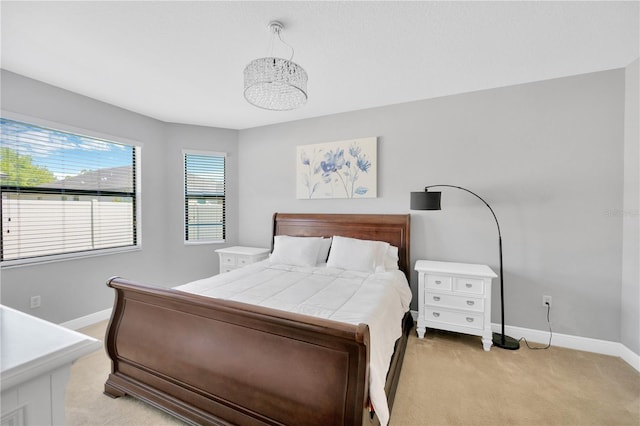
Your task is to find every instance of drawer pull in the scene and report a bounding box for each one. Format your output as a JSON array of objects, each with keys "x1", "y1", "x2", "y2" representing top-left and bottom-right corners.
[
  {"x1": 466, "y1": 317, "x2": 474, "y2": 323},
  {"x1": 466, "y1": 300, "x2": 475, "y2": 306},
  {"x1": 432, "y1": 312, "x2": 440, "y2": 318},
  {"x1": 433, "y1": 296, "x2": 441, "y2": 301},
  {"x1": 435, "y1": 280, "x2": 442, "y2": 285},
  {"x1": 466, "y1": 283, "x2": 472, "y2": 288}
]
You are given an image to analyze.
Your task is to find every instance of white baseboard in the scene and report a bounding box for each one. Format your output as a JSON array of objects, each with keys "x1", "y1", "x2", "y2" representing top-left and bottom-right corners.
[
  {"x1": 619, "y1": 344, "x2": 640, "y2": 372},
  {"x1": 495, "y1": 323, "x2": 640, "y2": 373},
  {"x1": 410, "y1": 310, "x2": 639, "y2": 372},
  {"x1": 59, "y1": 308, "x2": 112, "y2": 331}
]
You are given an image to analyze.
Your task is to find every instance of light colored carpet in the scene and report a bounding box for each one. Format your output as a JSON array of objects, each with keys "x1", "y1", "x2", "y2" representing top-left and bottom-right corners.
[{"x1": 66, "y1": 321, "x2": 639, "y2": 425}]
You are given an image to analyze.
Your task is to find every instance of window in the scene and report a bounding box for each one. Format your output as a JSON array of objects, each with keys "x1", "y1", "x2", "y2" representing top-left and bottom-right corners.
[
  {"x1": 1, "y1": 118, "x2": 139, "y2": 264},
  {"x1": 184, "y1": 151, "x2": 225, "y2": 243}
]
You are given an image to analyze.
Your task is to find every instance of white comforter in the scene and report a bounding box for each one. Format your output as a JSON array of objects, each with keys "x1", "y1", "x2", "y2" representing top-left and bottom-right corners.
[{"x1": 175, "y1": 260, "x2": 412, "y2": 426}]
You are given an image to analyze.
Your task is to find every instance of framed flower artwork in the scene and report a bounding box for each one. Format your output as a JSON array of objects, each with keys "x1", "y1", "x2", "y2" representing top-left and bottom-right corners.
[{"x1": 296, "y1": 137, "x2": 377, "y2": 199}]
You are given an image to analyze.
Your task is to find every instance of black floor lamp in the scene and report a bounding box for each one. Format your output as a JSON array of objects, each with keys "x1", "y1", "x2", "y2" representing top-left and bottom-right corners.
[{"x1": 410, "y1": 185, "x2": 520, "y2": 350}]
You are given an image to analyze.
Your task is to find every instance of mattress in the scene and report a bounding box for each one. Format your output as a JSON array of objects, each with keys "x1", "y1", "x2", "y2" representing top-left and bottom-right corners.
[{"x1": 175, "y1": 260, "x2": 412, "y2": 426}]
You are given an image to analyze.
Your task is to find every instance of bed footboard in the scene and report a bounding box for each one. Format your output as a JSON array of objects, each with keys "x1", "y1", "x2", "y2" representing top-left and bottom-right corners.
[{"x1": 104, "y1": 277, "x2": 374, "y2": 426}]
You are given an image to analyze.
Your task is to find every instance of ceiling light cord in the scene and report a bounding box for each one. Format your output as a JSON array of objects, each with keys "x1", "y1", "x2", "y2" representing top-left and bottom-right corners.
[{"x1": 271, "y1": 23, "x2": 295, "y2": 61}]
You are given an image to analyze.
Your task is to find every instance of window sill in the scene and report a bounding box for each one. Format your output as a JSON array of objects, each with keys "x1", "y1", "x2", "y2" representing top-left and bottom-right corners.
[
  {"x1": 184, "y1": 239, "x2": 226, "y2": 246},
  {"x1": 0, "y1": 246, "x2": 142, "y2": 269}
]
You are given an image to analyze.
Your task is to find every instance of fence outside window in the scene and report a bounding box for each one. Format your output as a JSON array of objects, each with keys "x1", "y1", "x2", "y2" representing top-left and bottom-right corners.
[{"x1": 1, "y1": 118, "x2": 139, "y2": 264}]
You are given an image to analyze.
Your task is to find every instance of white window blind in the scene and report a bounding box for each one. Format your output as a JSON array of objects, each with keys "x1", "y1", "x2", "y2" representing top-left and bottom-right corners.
[
  {"x1": 184, "y1": 151, "x2": 225, "y2": 242},
  {"x1": 1, "y1": 118, "x2": 138, "y2": 263}
]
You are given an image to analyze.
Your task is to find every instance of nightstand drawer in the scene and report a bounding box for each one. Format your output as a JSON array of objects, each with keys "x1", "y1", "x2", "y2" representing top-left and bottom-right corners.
[
  {"x1": 454, "y1": 277, "x2": 484, "y2": 294},
  {"x1": 425, "y1": 292, "x2": 484, "y2": 312},
  {"x1": 236, "y1": 255, "x2": 253, "y2": 267},
  {"x1": 426, "y1": 275, "x2": 453, "y2": 291},
  {"x1": 221, "y1": 254, "x2": 236, "y2": 266},
  {"x1": 426, "y1": 308, "x2": 484, "y2": 330}
]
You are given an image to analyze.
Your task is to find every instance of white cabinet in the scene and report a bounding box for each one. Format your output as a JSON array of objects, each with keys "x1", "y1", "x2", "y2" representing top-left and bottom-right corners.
[
  {"x1": 215, "y1": 246, "x2": 270, "y2": 273},
  {"x1": 415, "y1": 260, "x2": 497, "y2": 351}
]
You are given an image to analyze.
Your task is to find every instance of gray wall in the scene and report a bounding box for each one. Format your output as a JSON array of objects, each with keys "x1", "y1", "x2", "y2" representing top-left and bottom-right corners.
[
  {"x1": 0, "y1": 70, "x2": 239, "y2": 323},
  {"x1": 622, "y1": 58, "x2": 640, "y2": 354},
  {"x1": 162, "y1": 123, "x2": 239, "y2": 284},
  {"x1": 238, "y1": 69, "x2": 626, "y2": 342},
  {"x1": 1, "y1": 66, "x2": 636, "y2": 352}
]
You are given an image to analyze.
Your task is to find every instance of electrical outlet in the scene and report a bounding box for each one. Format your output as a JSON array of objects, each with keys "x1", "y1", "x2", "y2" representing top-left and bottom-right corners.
[
  {"x1": 30, "y1": 295, "x2": 41, "y2": 309},
  {"x1": 542, "y1": 295, "x2": 552, "y2": 308}
]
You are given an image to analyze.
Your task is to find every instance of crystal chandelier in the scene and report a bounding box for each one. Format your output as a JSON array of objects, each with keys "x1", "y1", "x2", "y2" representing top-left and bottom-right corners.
[{"x1": 244, "y1": 21, "x2": 308, "y2": 111}]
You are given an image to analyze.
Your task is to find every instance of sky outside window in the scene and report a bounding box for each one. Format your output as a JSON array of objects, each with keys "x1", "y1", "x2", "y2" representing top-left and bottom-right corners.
[{"x1": 0, "y1": 118, "x2": 132, "y2": 181}]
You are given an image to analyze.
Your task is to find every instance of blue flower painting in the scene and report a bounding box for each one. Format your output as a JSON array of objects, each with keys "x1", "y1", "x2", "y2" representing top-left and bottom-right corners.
[{"x1": 296, "y1": 137, "x2": 377, "y2": 199}]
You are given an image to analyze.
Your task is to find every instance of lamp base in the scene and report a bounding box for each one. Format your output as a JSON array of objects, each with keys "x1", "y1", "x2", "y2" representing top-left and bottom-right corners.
[{"x1": 492, "y1": 332, "x2": 520, "y2": 350}]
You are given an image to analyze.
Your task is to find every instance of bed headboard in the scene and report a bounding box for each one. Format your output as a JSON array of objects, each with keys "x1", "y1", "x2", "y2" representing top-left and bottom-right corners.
[{"x1": 272, "y1": 213, "x2": 411, "y2": 279}]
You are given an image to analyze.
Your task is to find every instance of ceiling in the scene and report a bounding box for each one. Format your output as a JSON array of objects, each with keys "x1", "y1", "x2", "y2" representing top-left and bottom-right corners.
[{"x1": 1, "y1": 1, "x2": 638, "y2": 130}]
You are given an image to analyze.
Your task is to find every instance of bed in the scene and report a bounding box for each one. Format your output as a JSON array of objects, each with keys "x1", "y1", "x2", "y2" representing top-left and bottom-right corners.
[{"x1": 104, "y1": 213, "x2": 413, "y2": 426}]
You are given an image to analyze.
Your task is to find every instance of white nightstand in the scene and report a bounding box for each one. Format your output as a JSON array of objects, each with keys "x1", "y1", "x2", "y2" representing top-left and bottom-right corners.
[
  {"x1": 215, "y1": 246, "x2": 270, "y2": 273},
  {"x1": 415, "y1": 260, "x2": 497, "y2": 351}
]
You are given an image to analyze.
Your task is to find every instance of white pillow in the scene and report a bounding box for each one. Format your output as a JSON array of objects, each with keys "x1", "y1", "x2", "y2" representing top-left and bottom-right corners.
[
  {"x1": 374, "y1": 241, "x2": 391, "y2": 273},
  {"x1": 327, "y1": 236, "x2": 389, "y2": 273},
  {"x1": 384, "y1": 245, "x2": 400, "y2": 271},
  {"x1": 270, "y1": 236, "x2": 324, "y2": 267},
  {"x1": 317, "y1": 237, "x2": 332, "y2": 264}
]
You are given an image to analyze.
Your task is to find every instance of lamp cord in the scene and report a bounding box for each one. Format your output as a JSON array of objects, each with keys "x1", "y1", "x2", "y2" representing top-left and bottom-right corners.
[{"x1": 518, "y1": 304, "x2": 552, "y2": 350}]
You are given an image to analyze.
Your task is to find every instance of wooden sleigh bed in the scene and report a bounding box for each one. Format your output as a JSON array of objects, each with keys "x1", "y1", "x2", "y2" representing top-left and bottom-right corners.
[{"x1": 104, "y1": 213, "x2": 413, "y2": 426}]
